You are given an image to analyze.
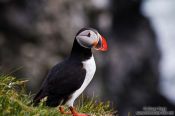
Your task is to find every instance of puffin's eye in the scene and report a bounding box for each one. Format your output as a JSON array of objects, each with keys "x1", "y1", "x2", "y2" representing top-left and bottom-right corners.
[{"x1": 87, "y1": 32, "x2": 91, "y2": 37}]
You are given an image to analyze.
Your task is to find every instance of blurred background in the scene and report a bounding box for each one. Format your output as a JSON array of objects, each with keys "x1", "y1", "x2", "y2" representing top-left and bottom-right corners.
[{"x1": 0, "y1": 0, "x2": 175, "y2": 115}]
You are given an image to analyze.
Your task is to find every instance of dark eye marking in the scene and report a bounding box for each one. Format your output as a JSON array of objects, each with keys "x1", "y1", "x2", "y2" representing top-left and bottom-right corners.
[{"x1": 87, "y1": 32, "x2": 91, "y2": 37}]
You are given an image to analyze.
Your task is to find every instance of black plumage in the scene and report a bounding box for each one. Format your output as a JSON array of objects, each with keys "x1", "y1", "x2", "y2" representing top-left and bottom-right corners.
[{"x1": 33, "y1": 36, "x2": 92, "y2": 107}]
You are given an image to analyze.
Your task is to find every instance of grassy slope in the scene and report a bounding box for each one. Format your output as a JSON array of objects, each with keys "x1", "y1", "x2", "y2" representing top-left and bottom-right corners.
[{"x1": 0, "y1": 75, "x2": 115, "y2": 116}]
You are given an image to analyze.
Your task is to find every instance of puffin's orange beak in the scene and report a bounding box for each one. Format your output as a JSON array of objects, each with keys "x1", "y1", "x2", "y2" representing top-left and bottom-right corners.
[{"x1": 94, "y1": 35, "x2": 108, "y2": 51}]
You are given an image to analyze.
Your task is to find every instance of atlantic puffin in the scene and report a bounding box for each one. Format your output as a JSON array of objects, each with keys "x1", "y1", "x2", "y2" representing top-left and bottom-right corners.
[{"x1": 33, "y1": 28, "x2": 108, "y2": 116}]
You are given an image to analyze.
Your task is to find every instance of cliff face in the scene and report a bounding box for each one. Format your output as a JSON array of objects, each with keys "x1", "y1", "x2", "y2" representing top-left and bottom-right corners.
[{"x1": 102, "y1": 0, "x2": 175, "y2": 115}]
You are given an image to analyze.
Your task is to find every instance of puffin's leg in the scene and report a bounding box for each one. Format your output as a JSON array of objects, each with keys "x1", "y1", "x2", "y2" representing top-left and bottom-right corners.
[
  {"x1": 69, "y1": 106, "x2": 90, "y2": 116},
  {"x1": 59, "y1": 106, "x2": 72, "y2": 115}
]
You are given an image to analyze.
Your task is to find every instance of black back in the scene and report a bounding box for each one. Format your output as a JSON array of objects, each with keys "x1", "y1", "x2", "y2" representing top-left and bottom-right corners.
[{"x1": 33, "y1": 31, "x2": 92, "y2": 106}]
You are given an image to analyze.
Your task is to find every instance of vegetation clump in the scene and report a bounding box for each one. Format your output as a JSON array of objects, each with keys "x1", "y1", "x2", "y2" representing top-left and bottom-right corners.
[{"x1": 0, "y1": 75, "x2": 115, "y2": 116}]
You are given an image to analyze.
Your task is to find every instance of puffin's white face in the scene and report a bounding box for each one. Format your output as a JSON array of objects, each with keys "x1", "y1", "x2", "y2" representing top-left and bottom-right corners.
[{"x1": 76, "y1": 29, "x2": 108, "y2": 51}]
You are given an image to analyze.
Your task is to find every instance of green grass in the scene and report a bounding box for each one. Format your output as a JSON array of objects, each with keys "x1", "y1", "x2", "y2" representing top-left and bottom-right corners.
[{"x1": 0, "y1": 75, "x2": 115, "y2": 116}]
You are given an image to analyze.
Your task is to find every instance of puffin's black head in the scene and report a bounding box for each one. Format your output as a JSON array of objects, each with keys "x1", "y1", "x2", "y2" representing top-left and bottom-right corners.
[{"x1": 75, "y1": 28, "x2": 108, "y2": 51}]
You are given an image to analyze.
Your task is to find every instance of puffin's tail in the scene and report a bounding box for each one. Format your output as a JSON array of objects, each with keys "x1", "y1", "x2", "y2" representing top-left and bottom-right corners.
[{"x1": 33, "y1": 89, "x2": 45, "y2": 106}]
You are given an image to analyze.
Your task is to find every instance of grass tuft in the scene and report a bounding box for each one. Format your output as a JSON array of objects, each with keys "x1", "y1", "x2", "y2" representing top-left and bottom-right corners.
[{"x1": 0, "y1": 75, "x2": 115, "y2": 116}]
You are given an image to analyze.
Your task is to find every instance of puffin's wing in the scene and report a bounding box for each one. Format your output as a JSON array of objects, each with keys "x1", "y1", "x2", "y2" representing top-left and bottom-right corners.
[
  {"x1": 33, "y1": 60, "x2": 86, "y2": 105},
  {"x1": 47, "y1": 60, "x2": 86, "y2": 95}
]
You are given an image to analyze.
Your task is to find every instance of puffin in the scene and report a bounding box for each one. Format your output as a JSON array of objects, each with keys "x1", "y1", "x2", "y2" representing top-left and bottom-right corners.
[{"x1": 33, "y1": 28, "x2": 108, "y2": 116}]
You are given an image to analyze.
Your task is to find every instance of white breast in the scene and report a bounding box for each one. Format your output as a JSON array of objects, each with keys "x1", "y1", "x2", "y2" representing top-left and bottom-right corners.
[{"x1": 66, "y1": 55, "x2": 96, "y2": 106}]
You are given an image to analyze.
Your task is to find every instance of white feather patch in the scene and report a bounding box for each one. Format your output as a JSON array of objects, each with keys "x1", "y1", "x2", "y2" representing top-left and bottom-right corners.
[{"x1": 66, "y1": 55, "x2": 96, "y2": 106}]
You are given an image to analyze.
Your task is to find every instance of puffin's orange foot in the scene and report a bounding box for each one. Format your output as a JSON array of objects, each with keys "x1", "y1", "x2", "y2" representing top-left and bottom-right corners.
[
  {"x1": 59, "y1": 106, "x2": 71, "y2": 115},
  {"x1": 69, "y1": 107, "x2": 90, "y2": 116}
]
